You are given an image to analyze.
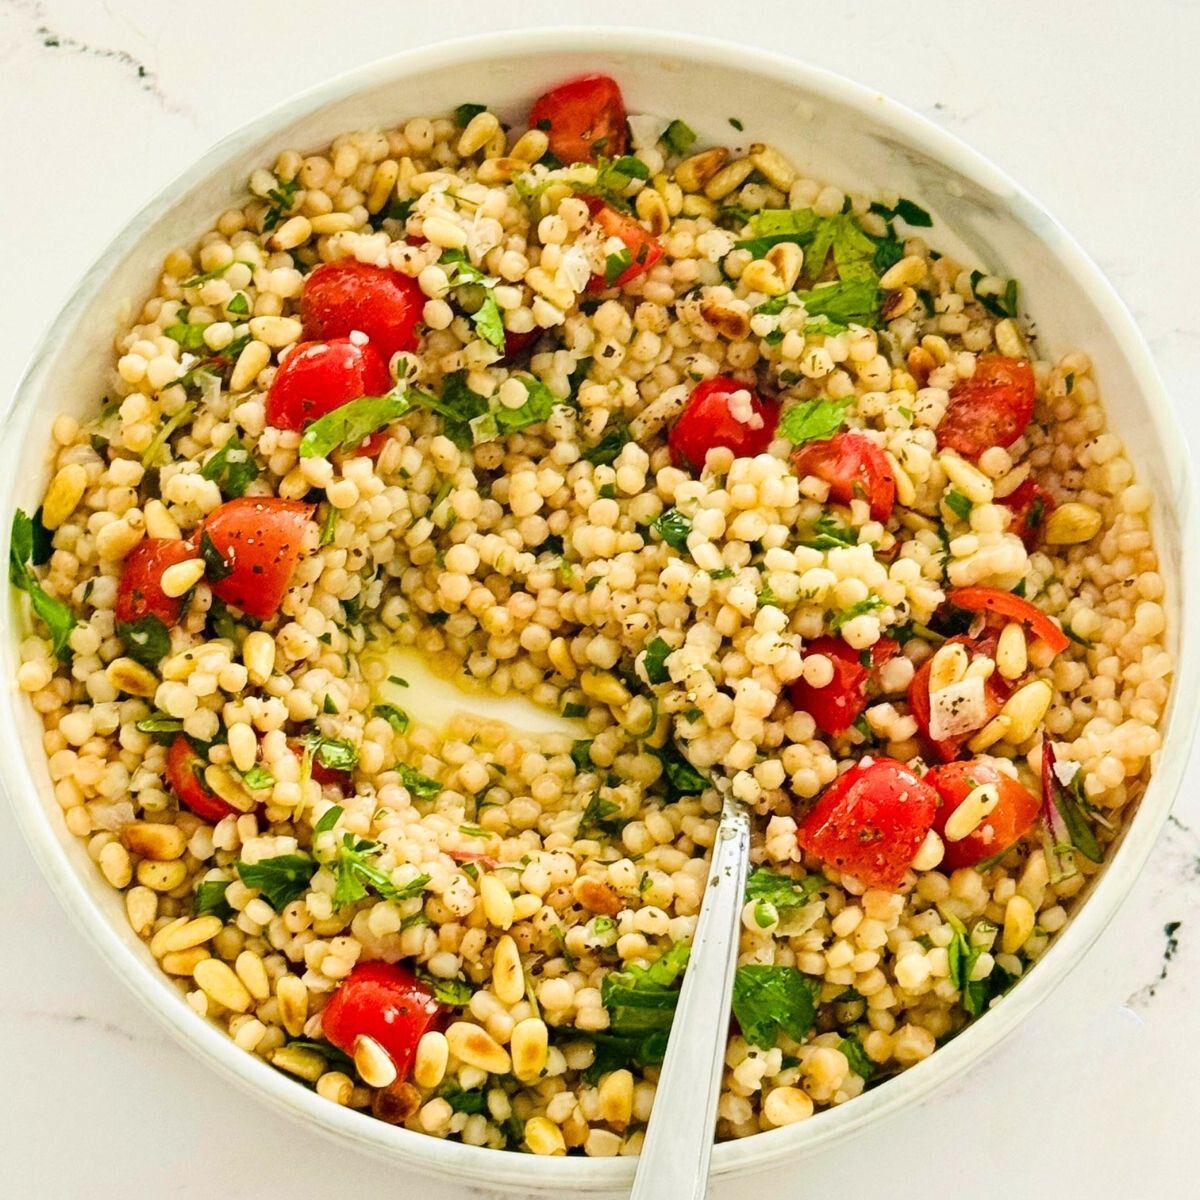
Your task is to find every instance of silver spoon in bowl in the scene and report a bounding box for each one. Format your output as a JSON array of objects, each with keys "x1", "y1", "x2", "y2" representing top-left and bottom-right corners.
[{"x1": 629, "y1": 790, "x2": 751, "y2": 1200}]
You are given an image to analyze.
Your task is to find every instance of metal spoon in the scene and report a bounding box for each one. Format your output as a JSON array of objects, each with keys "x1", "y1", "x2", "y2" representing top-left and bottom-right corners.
[{"x1": 630, "y1": 790, "x2": 750, "y2": 1200}]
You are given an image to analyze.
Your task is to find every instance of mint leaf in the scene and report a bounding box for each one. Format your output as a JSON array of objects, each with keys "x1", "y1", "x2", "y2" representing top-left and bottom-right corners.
[
  {"x1": 117, "y1": 615, "x2": 170, "y2": 670},
  {"x1": 298, "y1": 391, "x2": 414, "y2": 459},
  {"x1": 778, "y1": 398, "x2": 849, "y2": 446},
  {"x1": 201, "y1": 436, "x2": 259, "y2": 498},
  {"x1": 652, "y1": 507, "x2": 691, "y2": 551}
]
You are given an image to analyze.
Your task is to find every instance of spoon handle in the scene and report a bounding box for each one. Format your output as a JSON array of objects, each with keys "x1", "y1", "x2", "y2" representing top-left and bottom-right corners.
[{"x1": 629, "y1": 793, "x2": 751, "y2": 1200}]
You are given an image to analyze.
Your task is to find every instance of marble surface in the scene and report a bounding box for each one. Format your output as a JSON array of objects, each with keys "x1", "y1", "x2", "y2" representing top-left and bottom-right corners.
[{"x1": 0, "y1": 1, "x2": 1195, "y2": 1195}]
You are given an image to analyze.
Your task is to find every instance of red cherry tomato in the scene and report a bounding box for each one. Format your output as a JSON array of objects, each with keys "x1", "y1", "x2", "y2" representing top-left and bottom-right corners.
[
  {"x1": 586, "y1": 200, "x2": 664, "y2": 290},
  {"x1": 790, "y1": 636, "x2": 899, "y2": 736},
  {"x1": 503, "y1": 328, "x2": 541, "y2": 358},
  {"x1": 166, "y1": 735, "x2": 239, "y2": 823},
  {"x1": 937, "y1": 355, "x2": 1036, "y2": 459},
  {"x1": 795, "y1": 757, "x2": 938, "y2": 890},
  {"x1": 321, "y1": 961, "x2": 440, "y2": 1082},
  {"x1": 288, "y1": 739, "x2": 349, "y2": 787},
  {"x1": 947, "y1": 586, "x2": 1069, "y2": 656},
  {"x1": 792, "y1": 432, "x2": 896, "y2": 523},
  {"x1": 529, "y1": 74, "x2": 628, "y2": 164},
  {"x1": 115, "y1": 538, "x2": 198, "y2": 626},
  {"x1": 199, "y1": 498, "x2": 316, "y2": 621},
  {"x1": 300, "y1": 262, "x2": 425, "y2": 361},
  {"x1": 265, "y1": 338, "x2": 391, "y2": 433},
  {"x1": 999, "y1": 478, "x2": 1056, "y2": 550},
  {"x1": 908, "y1": 633, "x2": 1014, "y2": 762},
  {"x1": 925, "y1": 759, "x2": 1041, "y2": 869},
  {"x1": 668, "y1": 377, "x2": 779, "y2": 471}
]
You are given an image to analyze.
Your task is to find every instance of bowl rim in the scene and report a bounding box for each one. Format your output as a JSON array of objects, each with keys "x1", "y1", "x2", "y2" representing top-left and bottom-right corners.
[{"x1": 2, "y1": 26, "x2": 1195, "y2": 1191}]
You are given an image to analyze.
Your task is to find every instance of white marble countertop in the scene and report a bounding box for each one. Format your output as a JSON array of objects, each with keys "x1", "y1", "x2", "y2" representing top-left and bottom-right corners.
[{"x1": 0, "y1": 1, "x2": 1195, "y2": 1195}]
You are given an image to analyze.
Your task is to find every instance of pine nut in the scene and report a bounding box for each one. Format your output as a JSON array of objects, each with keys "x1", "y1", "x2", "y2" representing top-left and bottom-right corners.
[
  {"x1": 271, "y1": 1045, "x2": 326, "y2": 1082},
  {"x1": 41, "y1": 464, "x2": 88, "y2": 529},
  {"x1": 765, "y1": 241, "x2": 803, "y2": 291},
  {"x1": 965, "y1": 655, "x2": 995, "y2": 680},
  {"x1": 748, "y1": 143, "x2": 797, "y2": 191},
  {"x1": 491, "y1": 934, "x2": 524, "y2": 1005},
  {"x1": 940, "y1": 452, "x2": 994, "y2": 504},
  {"x1": 597, "y1": 1068, "x2": 634, "y2": 1129},
  {"x1": 943, "y1": 783, "x2": 1001, "y2": 842},
  {"x1": 510, "y1": 1017, "x2": 549, "y2": 1081},
  {"x1": 994, "y1": 318, "x2": 1027, "y2": 358},
  {"x1": 248, "y1": 315, "x2": 303, "y2": 350},
  {"x1": 740, "y1": 259, "x2": 787, "y2": 297},
  {"x1": 421, "y1": 216, "x2": 468, "y2": 250},
  {"x1": 354, "y1": 1034, "x2": 398, "y2": 1087},
  {"x1": 457, "y1": 110, "x2": 501, "y2": 157},
  {"x1": 162, "y1": 947, "x2": 210, "y2": 975},
  {"x1": 445, "y1": 1021, "x2": 511, "y2": 1074},
  {"x1": 158, "y1": 914, "x2": 223, "y2": 953},
  {"x1": 1044, "y1": 502, "x2": 1103, "y2": 545},
  {"x1": 996, "y1": 622, "x2": 1028, "y2": 680},
  {"x1": 413, "y1": 1030, "x2": 449, "y2": 1089},
  {"x1": 512, "y1": 894, "x2": 542, "y2": 921},
  {"x1": 230, "y1": 340, "x2": 271, "y2": 391},
  {"x1": 928, "y1": 642, "x2": 969, "y2": 693},
  {"x1": 203, "y1": 764, "x2": 256, "y2": 812},
  {"x1": 763, "y1": 1085, "x2": 815, "y2": 1126},
  {"x1": 704, "y1": 156, "x2": 755, "y2": 201},
  {"x1": 98, "y1": 841, "x2": 132, "y2": 888},
  {"x1": 510, "y1": 129, "x2": 549, "y2": 163},
  {"x1": 887, "y1": 453, "x2": 916, "y2": 507},
  {"x1": 999, "y1": 678, "x2": 1053, "y2": 744},
  {"x1": 136, "y1": 859, "x2": 188, "y2": 892},
  {"x1": 365, "y1": 159, "x2": 400, "y2": 213},
  {"x1": 193, "y1": 958, "x2": 252, "y2": 1012},
  {"x1": 480, "y1": 873, "x2": 515, "y2": 929},
  {"x1": 699, "y1": 298, "x2": 752, "y2": 340},
  {"x1": 1001, "y1": 894, "x2": 1036, "y2": 953},
  {"x1": 882, "y1": 286, "x2": 917, "y2": 320},
  {"x1": 634, "y1": 187, "x2": 670, "y2": 236},
  {"x1": 242, "y1": 630, "x2": 276, "y2": 684},
  {"x1": 580, "y1": 669, "x2": 631, "y2": 707},
  {"x1": 674, "y1": 147, "x2": 729, "y2": 192},
  {"x1": 125, "y1": 886, "x2": 158, "y2": 935},
  {"x1": 476, "y1": 157, "x2": 525, "y2": 185},
  {"x1": 879, "y1": 254, "x2": 926, "y2": 290},
  {"x1": 276, "y1": 974, "x2": 309, "y2": 1036},
  {"x1": 105, "y1": 656, "x2": 159, "y2": 697},
  {"x1": 316, "y1": 1071, "x2": 355, "y2": 1105},
  {"x1": 525, "y1": 266, "x2": 575, "y2": 310},
  {"x1": 143, "y1": 499, "x2": 181, "y2": 539},
  {"x1": 909, "y1": 828, "x2": 945, "y2": 871},
  {"x1": 235, "y1": 950, "x2": 271, "y2": 1001},
  {"x1": 270, "y1": 215, "x2": 313, "y2": 251},
  {"x1": 159, "y1": 557, "x2": 205, "y2": 598},
  {"x1": 121, "y1": 821, "x2": 187, "y2": 861},
  {"x1": 309, "y1": 212, "x2": 359, "y2": 235},
  {"x1": 227, "y1": 723, "x2": 259, "y2": 774},
  {"x1": 523, "y1": 1115, "x2": 566, "y2": 1156},
  {"x1": 680, "y1": 193, "x2": 717, "y2": 219},
  {"x1": 967, "y1": 714, "x2": 1012, "y2": 752}
]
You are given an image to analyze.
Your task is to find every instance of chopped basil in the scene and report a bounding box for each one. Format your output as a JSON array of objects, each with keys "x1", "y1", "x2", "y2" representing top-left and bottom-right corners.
[
  {"x1": 319, "y1": 506, "x2": 338, "y2": 547},
  {"x1": 731, "y1": 965, "x2": 819, "y2": 1049},
  {"x1": 301, "y1": 732, "x2": 358, "y2": 772},
  {"x1": 193, "y1": 878, "x2": 232, "y2": 920},
  {"x1": 642, "y1": 636, "x2": 671, "y2": 685},
  {"x1": 226, "y1": 292, "x2": 250, "y2": 316},
  {"x1": 604, "y1": 246, "x2": 633, "y2": 285},
  {"x1": 332, "y1": 832, "x2": 430, "y2": 907},
  {"x1": 728, "y1": 117, "x2": 744, "y2": 131},
  {"x1": 869, "y1": 198, "x2": 933, "y2": 228},
  {"x1": 562, "y1": 701, "x2": 587, "y2": 719},
  {"x1": 240, "y1": 764, "x2": 274, "y2": 791},
  {"x1": 262, "y1": 178, "x2": 300, "y2": 232},
  {"x1": 660, "y1": 119, "x2": 697, "y2": 157},
  {"x1": 592, "y1": 155, "x2": 651, "y2": 197},
  {"x1": 472, "y1": 292, "x2": 505, "y2": 349},
  {"x1": 596, "y1": 941, "x2": 690, "y2": 1072},
  {"x1": 839, "y1": 1034, "x2": 874, "y2": 1079},
  {"x1": 420, "y1": 973, "x2": 474, "y2": 1006},
  {"x1": 199, "y1": 529, "x2": 232, "y2": 582},
  {"x1": 441, "y1": 1083, "x2": 487, "y2": 1113},
  {"x1": 794, "y1": 279, "x2": 882, "y2": 327},
  {"x1": 200, "y1": 436, "x2": 259, "y2": 498},
  {"x1": 1048, "y1": 765, "x2": 1103, "y2": 864},
  {"x1": 582, "y1": 418, "x2": 630, "y2": 466},
  {"x1": 397, "y1": 763, "x2": 441, "y2": 798},
  {"x1": 285, "y1": 1038, "x2": 357, "y2": 1075},
  {"x1": 744, "y1": 867, "x2": 826, "y2": 913},
  {"x1": 799, "y1": 514, "x2": 858, "y2": 550},
  {"x1": 236, "y1": 853, "x2": 317, "y2": 910},
  {"x1": 413, "y1": 370, "x2": 489, "y2": 448},
  {"x1": 654, "y1": 743, "x2": 708, "y2": 798},
  {"x1": 970, "y1": 271, "x2": 1021, "y2": 319},
  {"x1": 944, "y1": 489, "x2": 973, "y2": 521},
  {"x1": 10, "y1": 508, "x2": 76, "y2": 657},
  {"x1": 579, "y1": 791, "x2": 623, "y2": 836},
  {"x1": 374, "y1": 703, "x2": 410, "y2": 733},
  {"x1": 778, "y1": 397, "x2": 849, "y2": 446},
  {"x1": 829, "y1": 595, "x2": 885, "y2": 632},
  {"x1": 492, "y1": 376, "x2": 558, "y2": 436},
  {"x1": 298, "y1": 390, "x2": 414, "y2": 459},
  {"x1": 453, "y1": 103, "x2": 487, "y2": 127},
  {"x1": 313, "y1": 805, "x2": 342, "y2": 834},
  {"x1": 135, "y1": 713, "x2": 184, "y2": 740},
  {"x1": 117, "y1": 615, "x2": 171, "y2": 670},
  {"x1": 570, "y1": 739, "x2": 594, "y2": 772},
  {"x1": 652, "y1": 507, "x2": 692, "y2": 551},
  {"x1": 164, "y1": 321, "x2": 210, "y2": 352}
]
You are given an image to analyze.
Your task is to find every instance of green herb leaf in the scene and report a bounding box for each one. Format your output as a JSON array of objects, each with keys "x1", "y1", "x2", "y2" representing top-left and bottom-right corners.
[
  {"x1": 652, "y1": 507, "x2": 691, "y2": 552},
  {"x1": 397, "y1": 763, "x2": 441, "y2": 798},
  {"x1": 778, "y1": 398, "x2": 849, "y2": 446},
  {"x1": 333, "y1": 833, "x2": 430, "y2": 907},
  {"x1": 453, "y1": 102, "x2": 487, "y2": 127},
  {"x1": 654, "y1": 743, "x2": 708, "y2": 798},
  {"x1": 604, "y1": 247, "x2": 633, "y2": 285},
  {"x1": 226, "y1": 292, "x2": 250, "y2": 316},
  {"x1": 298, "y1": 391, "x2": 413, "y2": 459},
  {"x1": 117, "y1": 615, "x2": 170, "y2": 670},
  {"x1": 135, "y1": 713, "x2": 184, "y2": 740},
  {"x1": 164, "y1": 321, "x2": 210, "y2": 352},
  {"x1": 262, "y1": 178, "x2": 300, "y2": 232},
  {"x1": 579, "y1": 791, "x2": 623, "y2": 836},
  {"x1": 240, "y1": 764, "x2": 274, "y2": 791},
  {"x1": 731, "y1": 965, "x2": 819, "y2": 1049},
  {"x1": 199, "y1": 529, "x2": 232, "y2": 582},
  {"x1": 970, "y1": 271, "x2": 1021, "y2": 319},
  {"x1": 798, "y1": 514, "x2": 857, "y2": 550},
  {"x1": 744, "y1": 868, "x2": 826, "y2": 913},
  {"x1": 582, "y1": 418, "x2": 630, "y2": 466},
  {"x1": 839, "y1": 1034, "x2": 875, "y2": 1079},
  {"x1": 200, "y1": 436, "x2": 259, "y2": 498},
  {"x1": 194, "y1": 879, "x2": 232, "y2": 920},
  {"x1": 944, "y1": 489, "x2": 973, "y2": 521},
  {"x1": 10, "y1": 508, "x2": 76, "y2": 657},
  {"x1": 236, "y1": 854, "x2": 317, "y2": 910},
  {"x1": 829, "y1": 595, "x2": 885, "y2": 632},
  {"x1": 313, "y1": 805, "x2": 342, "y2": 834},
  {"x1": 441, "y1": 1083, "x2": 487, "y2": 1113},
  {"x1": 374, "y1": 703, "x2": 410, "y2": 733},
  {"x1": 562, "y1": 701, "x2": 587, "y2": 719},
  {"x1": 1050, "y1": 768, "x2": 1103, "y2": 864},
  {"x1": 660, "y1": 119, "x2": 697, "y2": 156},
  {"x1": 795, "y1": 279, "x2": 882, "y2": 328},
  {"x1": 570, "y1": 740, "x2": 594, "y2": 772},
  {"x1": 642, "y1": 636, "x2": 671, "y2": 685},
  {"x1": 286, "y1": 1038, "x2": 356, "y2": 1075},
  {"x1": 301, "y1": 732, "x2": 358, "y2": 773}
]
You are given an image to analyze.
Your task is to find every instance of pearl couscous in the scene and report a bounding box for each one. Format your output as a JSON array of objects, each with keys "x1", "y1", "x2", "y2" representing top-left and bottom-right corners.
[{"x1": 11, "y1": 74, "x2": 1167, "y2": 1154}]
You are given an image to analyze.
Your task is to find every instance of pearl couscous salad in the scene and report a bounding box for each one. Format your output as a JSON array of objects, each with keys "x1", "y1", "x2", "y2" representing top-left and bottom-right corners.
[{"x1": 12, "y1": 74, "x2": 1168, "y2": 1155}]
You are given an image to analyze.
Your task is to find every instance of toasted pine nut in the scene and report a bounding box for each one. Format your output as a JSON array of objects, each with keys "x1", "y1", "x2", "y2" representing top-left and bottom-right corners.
[
  {"x1": 510, "y1": 129, "x2": 549, "y2": 163},
  {"x1": 967, "y1": 714, "x2": 1012, "y2": 752},
  {"x1": 270, "y1": 215, "x2": 312, "y2": 251},
  {"x1": 125, "y1": 886, "x2": 158, "y2": 936},
  {"x1": 704, "y1": 156, "x2": 755, "y2": 201},
  {"x1": 748, "y1": 143, "x2": 797, "y2": 191},
  {"x1": 136, "y1": 858, "x2": 188, "y2": 892},
  {"x1": 248, "y1": 315, "x2": 303, "y2": 349},
  {"x1": 158, "y1": 913, "x2": 223, "y2": 953},
  {"x1": 910, "y1": 828, "x2": 945, "y2": 871},
  {"x1": 886, "y1": 453, "x2": 917, "y2": 507},
  {"x1": 230, "y1": 340, "x2": 272, "y2": 391},
  {"x1": 763, "y1": 1085, "x2": 815, "y2": 1126},
  {"x1": 160, "y1": 558, "x2": 205, "y2": 598},
  {"x1": 276, "y1": 973, "x2": 309, "y2": 1036},
  {"x1": 996, "y1": 622, "x2": 1028, "y2": 680},
  {"x1": 445, "y1": 1021, "x2": 511, "y2": 1074},
  {"x1": 994, "y1": 318, "x2": 1027, "y2": 358},
  {"x1": 271, "y1": 1045, "x2": 326, "y2": 1082},
  {"x1": 999, "y1": 679, "x2": 1053, "y2": 744},
  {"x1": 121, "y1": 821, "x2": 187, "y2": 861},
  {"x1": 456, "y1": 110, "x2": 501, "y2": 157},
  {"x1": 928, "y1": 642, "x2": 969, "y2": 693},
  {"x1": 98, "y1": 840, "x2": 132, "y2": 888},
  {"x1": 203, "y1": 764, "x2": 256, "y2": 813},
  {"x1": 765, "y1": 241, "x2": 803, "y2": 291},
  {"x1": 480, "y1": 873, "x2": 515, "y2": 929},
  {"x1": 235, "y1": 950, "x2": 271, "y2": 1002},
  {"x1": 699, "y1": 298, "x2": 752, "y2": 340},
  {"x1": 365, "y1": 159, "x2": 400, "y2": 213},
  {"x1": 161, "y1": 947, "x2": 210, "y2": 975},
  {"x1": 879, "y1": 254, "x2": 926, "y2": 290},
  {"x1": 41, "y1": 464, "x2": 88, "y2": 529},
  {"x1": 1044, "y1": 502, "x2": 1103, "y2": 545},
  {"x1": 242, "y1": 630, "x2": 276, "y2": 684},
  {"x1": 143, "y1": 499, "x2": 181, "y2": 539},
  {"x1": 193, "y1": 958, "x2": 252, "y2": 1012},
  {"x1": 309, "y1": 212, "x2": 359, "y2": 235},
  {"x1": 476, "y1": 157, "x2": 525, "y2": 185},
  {"x1": 580, "y1": 669, "x2": 631, "y2": 707},
  {"x1": 510, "y1": 1017, "x2": 549, "y2": 1081},
  {"x1": 523, "y1": 1115, "x2": 566, "y2": 1156},
  {"x1": 674, "y1": 147, "x2": 729, "y2": 192},
  {"x1": 634, "y1": 187, "x2": 670, "y2": 236},
  {"x1": 1001, "y1": 894, "x2": 1036, "y2": 953},
  {"x1": 943, "y1": 783, "x2": 1001, "y2": 842},
  {"x1": 940, "y1": 452, "x2": 994, "y2": 504},
  {"x1": 680, "y1": 193, "x2": 717, "y2": 219},
  {"x1": 491, "y1": 934, "x2": 525, "y2": 1005},
  {"x1": 316, "y1": 1071, "x2": 355, "y2": 1105},
  {"x1": 105, "y1": 656, "x2": 159, "y2": 697},
  {"x1": 597, "y1": 1068, "x2": 634, "y2": 1129},
  {"x1": 740, "y1": 258, "x2": 787, "y2": 297},
  {"x1": 413, "y1": 1030, "x2": 449, "y2": 1089},
  {"x1": 354, "y1": 1034, "x2": 398, "y2": 1087}
]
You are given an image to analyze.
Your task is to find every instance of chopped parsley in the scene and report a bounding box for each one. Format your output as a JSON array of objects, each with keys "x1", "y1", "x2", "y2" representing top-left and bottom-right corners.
[
  {"x1": 236, "y1": 853, "x2": 318, "y2": 910},
  {"x1": 778, "y1": 397, "x2": 849, "y2": 446},
  {"x1": 374, "y1": 703, "x2": 410, "y2": 733},
  {"x1": 262, "y1": 178, "x2": 300, "y2": 232},
  {"x1": 453, "y1": 102, "x2": 487, "y2": 127},
  {"x1": 579, "y1": 791, "x2": 623, "y2": 836},
  {"x1": 652, "y1": 507, "x2": 692, "y2": 552},
  {"x1": 332, "y1": 833, "x2": 430, "y2": 908},
  {"x1": 116, "y1": 615, "x2": 171, "y2": 671},
  {"x1": 10, "y1": 508, "x2": 75, "y2": 657},
  {"x1": 744, "y1": 868, "x2": 826, "y2": 913},
  {"x1": 944, "y1": 489, "x2": 973, "y2": 521},
  {"x1": 200, "y1": 436, "x2": 259, "y2": 498},
  {"x1": 582, "y1": 418, "x2": 631, "y2": 466},
  {"x1": 193, "y1": 879, "x2": 232, "y2": 920},
  {"x1": 829, "y1": 595, "x2": 885, "y2": 632},
  {"x1": 970, "y1": 271, "x2": 1021, "y2": 319},
  {"x1": 731, "y1": 965, "x2": 819, "y2": 1049},
  {"x1": 642, "y1": 636, "x2": 672, "y2": 685},
  {"x1": 301, "y1": 732, "x2": 358, "y2": 772},
  {"x1": 799, "y1": 514, "x2": 858, "y2": 550},
  {"x1": 654, "y1": 743, "x2": 708, "y2": 798},
  {"x1": 396, "y1": 763, "x2": 442, "y2": 799}
]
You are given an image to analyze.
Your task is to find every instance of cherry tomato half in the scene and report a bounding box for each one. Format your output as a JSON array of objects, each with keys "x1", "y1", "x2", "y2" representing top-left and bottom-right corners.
[
  {"x1": 926, "y1": 759, "x2": 1041, "y2": 869},
  {"x1": 199, "y1": 498, "x2": 316, "y2": 622},
  {"x1": 300, "y1": 261, "x2": 425, "y2": 362},
  {"x1": 321, "y1": 961, "x2": 440, "y2": 1082},
  {"x1": 529, "y1": 74, "x2": 628, "y2": 164},
  {"x1": 999, "y1": 478, "x2": 1056, "y2": 550},
  {"x1": 796, "y1": 757, "x2": 938, "y2": 891},
  {"x1": 166, "y1": 735, "x2": 239, "y2": 823},
  {"x1": 937, "y1": 355, "x2": 1036, "y2": 459},
  {"x1": 115, "y1": 538, "x2": 198, "y2": 626},
  {"x1": 790, "y1": 636, "x2": 899, "y2": 737},
  {"x1": 265, "y1": 337, "x2": 392, "y2": 433},
  {"x1": 908, "y1": 633, "x2": 1014, "y2": 762},
  {"x1": 947, "y1": 586, "x2": 1070, "y2": 656},
  {"x1": 668, "y1": 376, "x2": 779, "y2": 471},
  {"x1": 503, "y1": 327, "x2": 542, "y2": 359},
  {"x1": 586, "y1": 199, "x2": 664, "y2": 291},
  {"x1": 792, "y1": 432, "x2": 896, "y2": 523}
]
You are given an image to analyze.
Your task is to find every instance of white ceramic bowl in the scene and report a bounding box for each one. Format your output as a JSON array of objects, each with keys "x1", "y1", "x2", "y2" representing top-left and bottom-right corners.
[{"x1": 2, "y1": 28, "x2": 1194, "y2": 1194}]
